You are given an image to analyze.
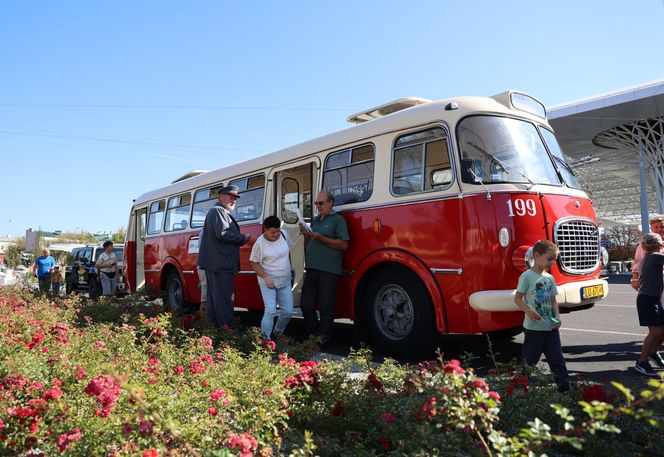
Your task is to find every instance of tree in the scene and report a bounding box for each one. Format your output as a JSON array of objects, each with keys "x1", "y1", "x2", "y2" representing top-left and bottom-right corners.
[
  {"x1": 111, "y1": 226, "x2": 126, "y2": 244},
  {"x1": 3, "y1": 238, "x2": 26, "y2": 268},
  {"x1": 602, "y1": 225, "x2": 642, "y2": 261}
]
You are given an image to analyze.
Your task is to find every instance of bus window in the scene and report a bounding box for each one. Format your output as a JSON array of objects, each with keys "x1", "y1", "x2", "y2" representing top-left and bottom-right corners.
[
  {"x1": 323, "y1": 143, "x2": 374, "y2": 205},
  {"x1": 458, "y1": 116, "x2": 559, "y2": 185},
  {"x1": 281, "y1": 177, "x2": 299, "y2": 223},
  {"x1": 164, "y1": 193, "x2": 192, "y2": 232},
  {"x1": 138, "y1": 210, "x2": 147, "y2": 241},
  {"x1": 147, "y1": 200, "x2": 165, "y2": 235},
  {"x1": 392, "y1": 127, "x2": 451, "y2": 195},
  {"x1": 229, "y1": 174, "x2": 265, "y2": 222},
  {"x1": 191, "y1": 184, "x2": 225, "y2": 228}
]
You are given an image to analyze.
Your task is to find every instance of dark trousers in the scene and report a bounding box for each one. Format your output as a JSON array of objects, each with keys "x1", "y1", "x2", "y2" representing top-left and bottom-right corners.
[
  {"x1": 300, "y1": 269, "x2": 339, "y2": 343},
  {"x1": 205, "y1": 270, "x2": 235, "y2": 328},
  {"x1": 522, "y1": 328, "x2": 570, "y2": 390},
  {"x1": 38, "y1": 275, "x2": 52, "y2": 294}
]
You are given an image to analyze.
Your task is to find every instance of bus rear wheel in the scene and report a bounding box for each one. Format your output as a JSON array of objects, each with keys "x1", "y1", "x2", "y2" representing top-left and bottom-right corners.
[
  {"x1": 364, "y1": 269, "x2": 436, "y2": 359},
  {"x1": 165, "y1": 271, "x2": 185, "y2": 310}
]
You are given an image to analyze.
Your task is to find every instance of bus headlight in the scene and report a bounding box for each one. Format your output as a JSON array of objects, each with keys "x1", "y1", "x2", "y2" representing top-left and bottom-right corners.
[
  {"x1": 525, "y1": 247, "x2": 535, "y2": 269},
  {"x1": 600, "y1": 247, "x2": 609, "y2": 267},
  {"x1": 498, "y1": 227, "x2": 510, "y2": 248},
  {"x1": 511, "y1": 245, "x2": 535, "y2": 271}
]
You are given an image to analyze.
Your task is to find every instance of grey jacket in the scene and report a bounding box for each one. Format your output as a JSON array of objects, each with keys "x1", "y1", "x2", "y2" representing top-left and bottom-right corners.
[{"x1": 197, "y1": 202, "x2": 247, "y2": 272}]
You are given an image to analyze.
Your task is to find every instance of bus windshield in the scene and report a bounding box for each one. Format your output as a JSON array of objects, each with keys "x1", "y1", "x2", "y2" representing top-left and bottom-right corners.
[
  {"x1": 539, "y1": 127, "x2": 582, "y2": 189},
  {"x1": 458, "y1": 115, "x2": 560, "y2": 186}
]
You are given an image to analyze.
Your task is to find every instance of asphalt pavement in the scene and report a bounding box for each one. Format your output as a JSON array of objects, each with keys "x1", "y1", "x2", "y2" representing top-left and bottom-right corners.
[{"x1": 283, "y1": 273, "x2": 656, "y2": 390}]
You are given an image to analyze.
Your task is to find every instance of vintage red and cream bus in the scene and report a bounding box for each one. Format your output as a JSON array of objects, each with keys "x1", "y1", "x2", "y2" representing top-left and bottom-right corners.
[{"x1": 124, "y1": 90, "x2": 608, "y2": 357}]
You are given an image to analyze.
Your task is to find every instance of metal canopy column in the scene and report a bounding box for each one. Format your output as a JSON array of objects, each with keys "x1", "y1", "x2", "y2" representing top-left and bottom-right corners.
[{"x1": 592, "y1": 117, "x2": 664, "y2": 228}]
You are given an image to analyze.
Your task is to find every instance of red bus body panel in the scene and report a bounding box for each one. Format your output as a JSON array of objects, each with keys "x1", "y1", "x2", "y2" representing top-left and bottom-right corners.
[{"x1": 127, "y1": 190, "x2": 601, "y2": 336}]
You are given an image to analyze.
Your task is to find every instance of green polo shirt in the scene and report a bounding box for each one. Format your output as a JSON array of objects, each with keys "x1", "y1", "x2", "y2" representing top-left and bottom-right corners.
[{"x1": 304, "y1": 211, "x2": 350, "y2": 275}]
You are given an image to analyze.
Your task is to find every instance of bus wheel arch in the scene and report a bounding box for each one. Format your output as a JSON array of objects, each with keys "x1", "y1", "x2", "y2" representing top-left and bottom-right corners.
[
  {"x1": 356, "y1": 262, "x2": 438, "y2": 358},
  {"x1": 161, "y1": 264, "x2": 186, "y2": 311}
]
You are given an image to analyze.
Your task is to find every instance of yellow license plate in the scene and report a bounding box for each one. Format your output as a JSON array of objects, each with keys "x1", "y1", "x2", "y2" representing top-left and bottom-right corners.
[{"x1": 581, "y1": 284, "x2": 604, "y2": 300}]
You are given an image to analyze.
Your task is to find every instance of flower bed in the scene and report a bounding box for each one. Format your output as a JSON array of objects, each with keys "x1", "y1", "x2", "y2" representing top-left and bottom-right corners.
[{"x1": 0, "y1": 285, "x2": 663, "y2": 456}]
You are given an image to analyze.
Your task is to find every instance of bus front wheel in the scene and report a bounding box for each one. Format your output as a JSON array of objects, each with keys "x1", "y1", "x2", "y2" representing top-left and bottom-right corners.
[
  {"x1": 165, "y1": 271, "x2": 185, "y2": 310},
  {"x1": 364, "y1": 269, "x2": 436, "y2": 359}
]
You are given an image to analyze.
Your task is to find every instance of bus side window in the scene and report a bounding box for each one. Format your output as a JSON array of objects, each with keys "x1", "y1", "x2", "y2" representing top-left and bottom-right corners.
[
  {"x1": 147, "y1": 200, "x2": 165, "y2": 235},
  {"x1": 323, "y1": 144, "x2": 375, "y2": 205},
  {"x1": 391, "y1": 127, "x2": 451, "y2": 195},
  {"x1": 164, "y1": 193, "x2": 192, "y2": 232},
  {"x1": 191, "y1": 184, "x2": 224, "y2": 228},
  {"x1": 230, "y1": 174, "x2": 265, "y2": 222}
]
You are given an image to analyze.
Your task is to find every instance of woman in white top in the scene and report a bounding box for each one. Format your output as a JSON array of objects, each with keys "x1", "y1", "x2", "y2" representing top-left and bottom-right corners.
[
  {"x1": 250, "y1": 215, "x2": 294, "y2": 339},
  {"x1": 96, "y1": 241, "x2": 118, "y2": 296}
]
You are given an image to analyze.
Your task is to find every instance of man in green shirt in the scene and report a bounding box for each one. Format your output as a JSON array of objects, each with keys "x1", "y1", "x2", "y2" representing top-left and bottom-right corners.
[{"x1": 299, "y1": 191, "x2": 350, "y2": 346}]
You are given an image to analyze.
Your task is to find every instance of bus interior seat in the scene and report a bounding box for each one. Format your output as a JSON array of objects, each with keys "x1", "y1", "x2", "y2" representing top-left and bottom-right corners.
[{"x1": 335, "y1": 191, "x2": 361, "y2": 205}]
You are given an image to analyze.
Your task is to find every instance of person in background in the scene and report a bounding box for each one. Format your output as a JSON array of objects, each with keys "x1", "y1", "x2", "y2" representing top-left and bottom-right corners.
[
  {"x1": 634, "y1": 233, "x2": 664, "y2": 377},
  {"x1": 299, "y1": 191, "x2": 349, "y2": 347},
  {"x1": 250, "y1": 215, "x2": 294, "y2": 340},
  {"x1": 33, "y1": 248, "x2": 56, "y2": 295},
  {"x1": 96, "y1": 241, "x2": 118, "y2": 296},
  {"x1": 514, "y1": 239, "x2": 570, "y2": 392},
  {"x1": 197, "y1": 185, "x2": 251, "y2": 328},
  {"x1": 631, "y1": 216, "x2": 664, "y2": 289},
  {"x1": 631, "y1": 215, "x2": 664, "y2": 367},
  {"x1": 51, "y1": 265, "x2": 62, "y2": 296}
]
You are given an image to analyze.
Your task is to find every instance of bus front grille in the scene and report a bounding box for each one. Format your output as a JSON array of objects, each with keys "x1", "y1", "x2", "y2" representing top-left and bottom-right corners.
[{"x1": 553, "y1": 218, "x2": 600, "y2": 275}]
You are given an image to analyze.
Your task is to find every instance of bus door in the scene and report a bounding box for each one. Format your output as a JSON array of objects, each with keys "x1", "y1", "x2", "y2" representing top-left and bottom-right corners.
[
  {"x1": 270, "y1": 159, "x2": 320, "y2": 305},
  {"x1": 132, "y1": 207, "x2": 147, "y2": 292}
]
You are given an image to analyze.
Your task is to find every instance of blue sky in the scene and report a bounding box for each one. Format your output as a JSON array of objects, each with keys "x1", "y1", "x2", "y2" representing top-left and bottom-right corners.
[{"x1": 1, "y1": 1, "x2": 664, "y2": 237}]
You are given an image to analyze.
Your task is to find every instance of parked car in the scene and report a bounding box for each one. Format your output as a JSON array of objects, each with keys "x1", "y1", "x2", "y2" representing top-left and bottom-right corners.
[{"x1": 65, "y1": 244, "x2": 124, "y2": 296}]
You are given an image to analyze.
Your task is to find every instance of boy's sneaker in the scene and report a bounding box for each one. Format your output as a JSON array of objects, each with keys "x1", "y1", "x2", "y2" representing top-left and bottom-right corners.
[
  {"x1": 649, "y1": 352, "x2": 664, "y2": 368},
  {"x1": 634, "y1": 360, "x2": 658, "y2": 377}
]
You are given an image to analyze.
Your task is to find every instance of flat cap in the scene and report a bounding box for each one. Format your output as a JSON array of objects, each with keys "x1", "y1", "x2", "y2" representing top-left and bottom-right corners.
[{"x1": 219, "y1": 185, "x2": 241, "y2": 198}]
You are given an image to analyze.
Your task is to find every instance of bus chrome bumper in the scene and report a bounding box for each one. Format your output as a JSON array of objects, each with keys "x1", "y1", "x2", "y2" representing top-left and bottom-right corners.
[{"x1": 469, "y1": 278, "x2": 609, "y2": 312}]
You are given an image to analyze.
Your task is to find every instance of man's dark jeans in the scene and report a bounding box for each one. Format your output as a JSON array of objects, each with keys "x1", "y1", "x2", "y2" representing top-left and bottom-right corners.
[{"x1": 300, "y1": 268, "x2": 339, "y2": 344}]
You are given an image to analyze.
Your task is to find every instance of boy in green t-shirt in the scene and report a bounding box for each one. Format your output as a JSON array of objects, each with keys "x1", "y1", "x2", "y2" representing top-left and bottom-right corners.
[{"x1": 514, "y1": 240, "x2": 570, "y2": 392}]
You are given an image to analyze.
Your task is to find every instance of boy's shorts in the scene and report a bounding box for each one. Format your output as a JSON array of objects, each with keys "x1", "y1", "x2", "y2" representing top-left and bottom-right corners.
[{"x1": 636, "y1": 294, "x2": 664, "y2": 326}]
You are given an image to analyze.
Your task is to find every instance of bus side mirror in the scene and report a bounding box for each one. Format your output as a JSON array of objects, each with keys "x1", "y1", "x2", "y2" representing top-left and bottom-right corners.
[{"x1": 460, "y1": 159, "x2": 476, "y2": 183}]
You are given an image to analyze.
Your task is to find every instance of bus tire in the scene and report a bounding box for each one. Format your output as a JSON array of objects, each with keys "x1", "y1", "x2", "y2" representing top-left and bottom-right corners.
[
  {"x1": 165, "y1": 271, "x2": 185, "y2": 310},
  {"x1": 364, "y1": 269, "x2": 436, "y2": 359}
]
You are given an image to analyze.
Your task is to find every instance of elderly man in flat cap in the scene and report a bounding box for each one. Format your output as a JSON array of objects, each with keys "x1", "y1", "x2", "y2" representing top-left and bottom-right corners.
[{"x1": 197, "y1": 185, "x2": 251, "y2": 328}]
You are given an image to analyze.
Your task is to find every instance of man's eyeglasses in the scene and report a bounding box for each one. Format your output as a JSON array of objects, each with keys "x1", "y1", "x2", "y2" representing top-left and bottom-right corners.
[{"x1": 314, "y1": 201, "x2": 329, "y2": 206}]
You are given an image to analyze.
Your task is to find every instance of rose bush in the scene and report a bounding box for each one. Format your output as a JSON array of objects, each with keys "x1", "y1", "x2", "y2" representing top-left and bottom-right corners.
[{"x1": 0, "y1": 285, "x2": 663, "y2": 456}]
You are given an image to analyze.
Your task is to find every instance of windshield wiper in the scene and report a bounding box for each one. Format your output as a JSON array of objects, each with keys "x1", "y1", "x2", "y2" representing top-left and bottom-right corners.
[
  {"x1": 468, "y1": 168, "x2": 492, "y2": 201},
  {"x1": 466, "y1": 141, "x2": 535, "y2": 189},
  {"x1": 552, "y1": 155, "x2": 577, "y2": 176}
]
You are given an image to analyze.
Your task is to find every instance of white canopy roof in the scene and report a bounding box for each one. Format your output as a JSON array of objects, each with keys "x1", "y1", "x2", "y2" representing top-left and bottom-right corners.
[{"x1": 548, "y1": 79, "x2": 664, "y2": 224}]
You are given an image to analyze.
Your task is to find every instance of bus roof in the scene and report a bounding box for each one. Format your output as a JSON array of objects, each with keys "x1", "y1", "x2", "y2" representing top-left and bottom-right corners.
[{"x1": 132, "y1": 92, "x2": 546, "y2": 207}]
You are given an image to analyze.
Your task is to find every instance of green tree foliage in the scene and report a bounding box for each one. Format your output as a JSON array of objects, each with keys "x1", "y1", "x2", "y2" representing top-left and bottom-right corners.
[
  {"x1": 3, "y1": 237, "x2": 26, "y2": 268},
  {"x1": 111, "y1": 226, "x2": 126, "y2": 243},
  {"x1": 602, "y1": 225, "x2": 641, "y2": 261}
]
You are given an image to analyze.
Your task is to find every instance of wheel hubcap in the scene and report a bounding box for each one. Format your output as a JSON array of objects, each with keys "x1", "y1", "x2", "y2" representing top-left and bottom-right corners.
[
  {"x1": 373, "y1": 284, "x2": 414, "y2": 340},
  {"x1": 170, "y1": 279, "x2": 182, "y2": 308}
]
